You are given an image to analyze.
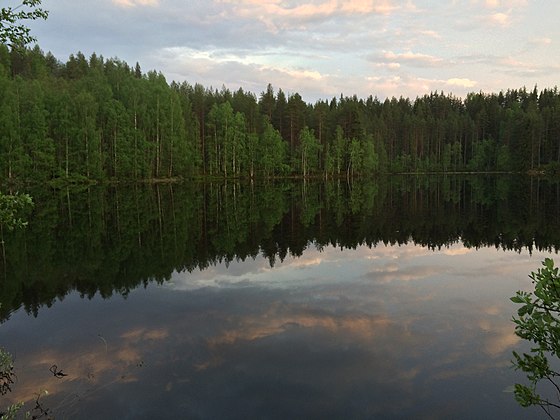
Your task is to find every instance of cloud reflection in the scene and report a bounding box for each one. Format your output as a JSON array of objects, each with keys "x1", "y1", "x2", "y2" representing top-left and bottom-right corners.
[{"x1": 3, "y1": 243, "x2": 549, "y2": 418}]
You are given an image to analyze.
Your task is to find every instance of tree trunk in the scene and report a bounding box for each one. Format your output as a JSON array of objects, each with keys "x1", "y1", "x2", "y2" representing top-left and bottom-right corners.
[{"x1": 156, "y1": 96, "x2": 160, "y2": 178}]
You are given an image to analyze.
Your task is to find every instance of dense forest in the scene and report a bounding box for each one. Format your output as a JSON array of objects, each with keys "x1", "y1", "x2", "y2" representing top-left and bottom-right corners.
[
  {"x1": 2, "y1": 45, "x2": 560, "y2": 182},
  {"x1": 2, "y1": 176, "x2": 560, "y2": 321}
]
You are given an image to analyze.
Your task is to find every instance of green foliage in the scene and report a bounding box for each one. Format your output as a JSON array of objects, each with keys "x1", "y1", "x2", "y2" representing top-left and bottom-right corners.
[
  {"x1": 543, "y1": 162, "x2": 560, "y2": 177},
  {"x1": 1, "y1": 402, "x2": 24, "y2": 420},
  {"x1": 468, "y1": 139, "x2": 496, "y2": 172},
  {"x1": 259, "y1": 122, "x2": 287, "y2": 177},
  {"x1": 511, "y1": 258, "x2": 560, "y2": 417},
  {"x1": 496, "y1": 145, "x2": 512, "y2": 171},
  {"x1": 0, "y1": 346, "x2": 46, "y2": 420},
  {"x1": 0, "y1": 0, "x2": 48, "y2": 47},
  {"x1": 0, "y1": 347, "x2": 15, "y2": 396},
  {"x1": 2, "y1": 46, "x2": 560, "y2": 181},
  {"x1": 0, "y1": 348, "x2": 25, "y2": 420},
  {"x1": 0, "y1": 192, "x2": 33, "y2": 231},
  {"x1": 297, "y1": 126, "x2": 321, "y2": 177}
]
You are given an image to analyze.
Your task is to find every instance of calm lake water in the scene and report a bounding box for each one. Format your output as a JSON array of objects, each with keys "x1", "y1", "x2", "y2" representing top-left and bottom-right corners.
[{"x1": 1, "y1": 176, "x2": 559, "y2": 419}]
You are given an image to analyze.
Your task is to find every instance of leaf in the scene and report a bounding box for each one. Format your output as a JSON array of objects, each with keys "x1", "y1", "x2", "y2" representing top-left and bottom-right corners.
[{"x1": 511, "y1": 295, "x2": 524, "y2": 304}]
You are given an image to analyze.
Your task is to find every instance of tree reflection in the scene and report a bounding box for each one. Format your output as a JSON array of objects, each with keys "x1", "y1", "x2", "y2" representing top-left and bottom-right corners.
[{"x1": 1, "y1": 175, "x2": 560, "y2": 321}]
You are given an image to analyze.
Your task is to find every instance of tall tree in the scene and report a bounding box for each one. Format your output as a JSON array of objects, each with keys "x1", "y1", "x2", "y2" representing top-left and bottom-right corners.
[{"x1": 297, "y1": 126, "x2": 321, "y2": 177}]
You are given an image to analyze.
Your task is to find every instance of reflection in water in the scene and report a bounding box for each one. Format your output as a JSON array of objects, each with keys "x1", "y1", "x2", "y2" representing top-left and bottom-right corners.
[
  {"x1": 0, "y1": 176, "x2": 558, "y2": 418},
  {"x1": 2, "y1": 243, "x2": 548, "y2": 418},
  {"x1": 2, "y1": 175, "x2": 560, "y2": 320}
]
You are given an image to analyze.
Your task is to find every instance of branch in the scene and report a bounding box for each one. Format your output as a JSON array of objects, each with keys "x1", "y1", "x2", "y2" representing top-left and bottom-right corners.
[
  {"x1": 546, "y1": 376, "x2": 560, "y2": 400},
  {"x1": 540, "y1": 404, "x2": 556, "y2": 420}
]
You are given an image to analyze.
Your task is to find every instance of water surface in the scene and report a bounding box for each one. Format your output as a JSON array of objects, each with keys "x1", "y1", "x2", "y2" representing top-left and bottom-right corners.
[{"x1": 1, "y1": 176, "x2": 557, "y2": 418}]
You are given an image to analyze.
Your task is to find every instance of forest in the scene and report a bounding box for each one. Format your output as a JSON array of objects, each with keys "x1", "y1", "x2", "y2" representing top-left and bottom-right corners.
[{"x1": 2, "y1": 44, "x2": 560, "y2": 182}]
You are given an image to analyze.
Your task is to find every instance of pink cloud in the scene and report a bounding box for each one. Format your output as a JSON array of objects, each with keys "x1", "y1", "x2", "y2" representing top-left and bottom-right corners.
[
  {"x1": 217, "y1": 0, "x2": 400, "y2": 31},
  {"x1": 340, "y1": 0, "x2": 397, "y2": 14}
]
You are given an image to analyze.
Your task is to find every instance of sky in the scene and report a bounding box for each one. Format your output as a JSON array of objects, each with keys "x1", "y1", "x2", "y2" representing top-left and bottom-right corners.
[{"x1": 22, "y1": 0, "x2": 560, "y2": 103}]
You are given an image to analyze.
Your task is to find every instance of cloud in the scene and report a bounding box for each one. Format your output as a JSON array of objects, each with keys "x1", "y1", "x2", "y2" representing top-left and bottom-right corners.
[
  {"x1": 528, "y1": 37, "x2": 552, "y2": 47},
  {"x1": 446, "y1": 78, "x2": 477, "y2": 88},
  {"x1": 470, "y1": 0, "x2": 528, "y2": 8},
  {"x1": 369, "y1": 263, "x2": 448, "y2": 284},
  {"x1": 339, "y1": 0, "x2": 397, "y2": 14},
  {"x1": 221, "y1": 0, "x2": 398, "y2": 18},
  {"x1": 112, "y1": 0, "x2": 159, "y2": 7},
  {"x1": 475, "y1": 0, "x2": 529, "y2": 28},
  {"x1": 215, "y1": 0, "x2": 401, "y2": 32},
  {"x1": 441, "y1": 247, "x2": 474, "y2": 256},
  {"x1": 29, "y1": 0, "x2": 560, "y2": 103},
  {"x1": 378, "y1": 50, "x2": 445, "y2": 67},
  {"x1": 292, "y1": 256, "x2": 324, "y2": 267},
  {"x1": 453, "y1": 53, "x2": 560, "y2": 79},
  {"x1": 4, "y1": 326, "x2": 169, "y2": 410},
  {"x1": 487, "y1": 11, "x2": 511, "y2": 27},
  {"x1": 363, "y1": 74, "x2": 469, "y2": 99},
  {"x1": 452, "y1": 0, "x2": 529, "y2": 31},
  {"x1": 206, "y1": 311, "x2": 394, "y2": 349},
  {"x1": 479, "y1": 322, "x2": 521, "y2": 356},
  {"x1": 375, "y1": 62, "x2": 401, "y2": 70},
  {"x1": 150, "y1": 46, "x2": 337, "y2": 103},
  {"x1": 497, "y1": 57, "x2": 560, "y2": 77},
  {"x1": 418, "y1": 30, "x2": 441, "y2": 39}
]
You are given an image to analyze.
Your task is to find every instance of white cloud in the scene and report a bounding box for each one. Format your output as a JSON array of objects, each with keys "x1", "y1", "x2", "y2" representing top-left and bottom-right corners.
[
  {"x1": 364, "y1": 75, "x2": 434, "y2": 99},
  {"x1": 360, "y1": 73, "x2": 483, "y2": 99},
  {"x1": 375, "y1": 62, "x2": 401, "y2": 70},
  {"x1": 382, "y1": 50, "x2": 445, "y2": 67},
  {"x1": 488, "y1": 11, "x2": 511, "y2": 27},
  {"x1": 418, "y1": 30, "x2": 441, "y2": 39},
  {"x1": 150, "y1": 46, "x2": 335, "y2": 102},
  {"x1": 484, "y1": 0, "x2": 500, "y2": 7},
  {"x1": 442, "y1": 247, "x2": 474, "y2": 256},
  {"x1": 113, "y1": 0, "x2": 158, "y2": 7},
  {"x1": 370, "y1": 264, "x2": 448, "y2": 284},
  {"x1": 529, "y1": 37, "x2": 552, "y2": 46},
  {"x1": 446, "y1": 78, "x2": 477, "y2": 88}
]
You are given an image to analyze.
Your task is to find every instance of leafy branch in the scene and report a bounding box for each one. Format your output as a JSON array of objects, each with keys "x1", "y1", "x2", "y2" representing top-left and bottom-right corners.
[
  {"x1": 0, "y1": 0, "x2": 48, "y2": 46},
  {"x1": 511, "y1": 258, "x2": 560, "y2": 418}
]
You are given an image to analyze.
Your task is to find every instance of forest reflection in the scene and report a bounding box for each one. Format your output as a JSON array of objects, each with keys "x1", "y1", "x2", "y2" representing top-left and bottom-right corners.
[{"x1": 2, "y1": 175, "x2": 559, "y2": 321}]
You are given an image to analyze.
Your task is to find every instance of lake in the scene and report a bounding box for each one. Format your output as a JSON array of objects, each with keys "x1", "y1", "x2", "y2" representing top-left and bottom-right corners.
[{"x1": 1, "y1": 175, "x2": 558, "y2": 419}]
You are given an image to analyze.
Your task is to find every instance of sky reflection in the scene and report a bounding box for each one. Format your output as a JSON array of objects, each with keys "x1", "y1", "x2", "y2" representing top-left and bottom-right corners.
[{"x1": 2, "y1": 243, "x2": 551, "y2": 419}]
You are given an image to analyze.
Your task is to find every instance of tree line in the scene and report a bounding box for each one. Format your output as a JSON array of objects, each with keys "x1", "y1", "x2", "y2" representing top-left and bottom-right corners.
[{"x1": 2, "y1": 45, "x2": 560, "y2": 182}]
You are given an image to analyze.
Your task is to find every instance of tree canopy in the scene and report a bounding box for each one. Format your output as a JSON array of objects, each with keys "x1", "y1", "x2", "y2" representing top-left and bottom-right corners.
[{"x1": 2, "y1": 46, "x2": 560, "y2": 183}]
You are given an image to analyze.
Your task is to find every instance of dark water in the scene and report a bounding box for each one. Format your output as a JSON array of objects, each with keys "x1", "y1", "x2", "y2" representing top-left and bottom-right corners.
[{"x1": 2, "y1": 176, "x2": 559, "y2": 419}]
